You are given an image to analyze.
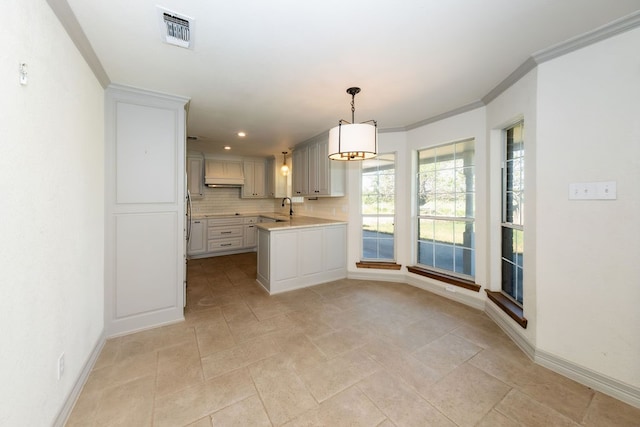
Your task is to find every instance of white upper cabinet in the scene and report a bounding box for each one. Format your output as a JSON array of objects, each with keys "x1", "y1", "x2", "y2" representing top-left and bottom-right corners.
[
  {"x1": 187, "y1": 154, "x2": 204, "y2": 198},
  {"x1": 293, "y1": 133, "x2": 344, "y2": 197},
  {"x1": 292, "y1": 145, "x2": 309, "y2": 196},
  {"x1": 242, "y1": 159, "x2": 266, "y2": 198}
]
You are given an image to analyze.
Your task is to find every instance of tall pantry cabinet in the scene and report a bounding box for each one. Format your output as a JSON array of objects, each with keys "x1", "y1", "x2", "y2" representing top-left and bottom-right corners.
[{"x1": 105, "y1": 84, "x2": 189, "y2": 336}]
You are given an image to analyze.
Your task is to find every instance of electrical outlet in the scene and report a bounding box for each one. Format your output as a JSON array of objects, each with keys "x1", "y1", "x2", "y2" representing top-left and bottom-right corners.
[{"x1": 57, "y1": 353, "x2": 65, "y2": 380}]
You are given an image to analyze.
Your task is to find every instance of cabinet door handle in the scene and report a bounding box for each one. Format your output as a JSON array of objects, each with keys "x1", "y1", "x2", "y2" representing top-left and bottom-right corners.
[
  {"x1": 221, "y1": 243, "x2": 232, "y2": 247},
  {"x1": 221, "y1": 231, "x2": 232, "y2": 234}
]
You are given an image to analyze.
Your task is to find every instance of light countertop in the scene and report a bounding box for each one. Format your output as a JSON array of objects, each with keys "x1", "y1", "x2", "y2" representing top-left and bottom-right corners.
[
  {"x1": 191, "y1": 212, "x2": 346, "y2": 230},
  {"x1": 256, "y1": 216, "x2": 347, "y2": 231},
  {"x1": 191, "y1": 212, "x2": 279, "y2": 220}
]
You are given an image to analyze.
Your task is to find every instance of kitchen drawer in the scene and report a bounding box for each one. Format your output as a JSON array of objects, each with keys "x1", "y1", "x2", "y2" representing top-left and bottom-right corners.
[
  {"x1": 244, "y1": 217, "x2": 258, "y2": 224},
  {"x1": 208, "y1": 237, "x2": 243, "y2": 252},
  {"x1": 208, "y1": 225, "x2": 243, "y2": 239},
  {"x1": 207, "y1": 217, "x2": 243, "y2": 227}
]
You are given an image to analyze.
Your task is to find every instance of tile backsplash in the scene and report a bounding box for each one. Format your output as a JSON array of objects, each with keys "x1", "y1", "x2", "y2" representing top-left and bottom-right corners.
[
  {"x1": 192, "y1": 187, "x2": 348, "y2": 220},
  {"x1": 191, "y1": 187, "x2": 277, "y2": 215}
]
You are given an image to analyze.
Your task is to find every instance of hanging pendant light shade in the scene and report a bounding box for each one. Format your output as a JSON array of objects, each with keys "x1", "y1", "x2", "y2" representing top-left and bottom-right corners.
[
  {"x1": 280, "y1": 151, "x2": 289, "y2": 176},
  {"x1": 328, "y1": 87, "x2": 377, "y2": 161}
]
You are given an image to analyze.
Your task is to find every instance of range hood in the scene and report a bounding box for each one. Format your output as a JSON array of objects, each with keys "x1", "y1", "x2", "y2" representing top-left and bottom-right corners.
[{"x1": 204, "y1": 159, "x2": 244, "y2": 187}]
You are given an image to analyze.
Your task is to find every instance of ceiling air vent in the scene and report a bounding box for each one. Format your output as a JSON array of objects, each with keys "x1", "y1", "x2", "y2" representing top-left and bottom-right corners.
[{"x1": 157, "y1": 6, "x2": 194, "y2": 49}]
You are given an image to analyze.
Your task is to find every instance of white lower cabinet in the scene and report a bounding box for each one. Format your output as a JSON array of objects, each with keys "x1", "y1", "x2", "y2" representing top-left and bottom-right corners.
[
  {"x1": 188, "y1": 219, "x2": 206, "y2": 255},
  {"x1": 188, "y1": 216, "x2": 263, "y2": 258},
  {"x1": 243, "y1": 217, "x2": 258, "y2": 247},
  {"x1": 257, "y1": 224, "x2": 346, "y2": 294}
]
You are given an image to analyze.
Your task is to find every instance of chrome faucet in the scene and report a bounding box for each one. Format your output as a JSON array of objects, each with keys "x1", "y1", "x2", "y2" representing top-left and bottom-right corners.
[{"x1": 281, "y1": 197, "x2": 293, "y2": 216}]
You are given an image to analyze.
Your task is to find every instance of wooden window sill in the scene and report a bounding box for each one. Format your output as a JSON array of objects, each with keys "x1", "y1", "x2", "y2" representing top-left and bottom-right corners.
[
  {"x1": 407, "y1": 266, "x2": 480, "y2": 292},
  {"x1": 486, "y1": 290, "x2": 528, "y2": 329},
  {"x1": 356, "y1": 261, "x2": 402, "y2": 270}
]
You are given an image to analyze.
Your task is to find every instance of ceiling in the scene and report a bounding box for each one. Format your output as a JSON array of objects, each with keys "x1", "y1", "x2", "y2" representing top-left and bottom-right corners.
[{"x1": 65, "y1": 0, "x2": 640, "y2": 157}]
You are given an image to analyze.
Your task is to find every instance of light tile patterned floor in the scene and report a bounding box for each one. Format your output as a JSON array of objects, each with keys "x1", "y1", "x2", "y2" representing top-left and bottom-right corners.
[{"x1": 67, "y1": 253, "x2": 640, "y2": 426}]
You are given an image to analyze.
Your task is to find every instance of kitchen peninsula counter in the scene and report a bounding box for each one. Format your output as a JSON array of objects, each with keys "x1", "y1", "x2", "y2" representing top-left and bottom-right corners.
[
  {"x1": 256, "y1": 216, "x2": 347, "y2": 294},
  {"x1": 256, "y1": 216, "x2": 347, "y2": 231}
]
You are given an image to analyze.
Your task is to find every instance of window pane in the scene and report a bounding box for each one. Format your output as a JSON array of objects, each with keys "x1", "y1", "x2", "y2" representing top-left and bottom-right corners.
[
  {"x1": 514, "y1": 228, "x2": 524, "y2": 267},
  {"x1": 456, "y1": 167, "x2": 475, "y2": 192},
  {"x1": 455, "y1": 139, "x2": 475, "y2": 165},
  {"x1": 455, "y1": 193, "x2": 474, "y2": 218},
  {"x1": 419, "y1": 195, "x2": 435, "y2": 216},
  {"x1": 378, "y1": 194, "x2": 395, "y2": 214},
  {"x1": 362, "y1": 174, "x2": 378, "y2": 194},
  {"x1": 418, "y1": 219, "x2": 435, "y2": 241},
  {"x1": 455, "y1": 221, "x2": 474, "y2": 249},
  {"x1": 363, "y1": 216, "x2": 378, "y2": 236},
  {"x1": 362, "y1": 195, "x2": 378, "y2": 215},
  {"x1": 419, "y1": 171, "x2": 435, "y2": 193},
  {"x1": 378, "y1": 239, "x2": 394, "y2": 259},
  {"x1": 435, "y1": 169, "x2": 455, "y2": 193},
  {"x1": 434, "y1": 193, "x2": 455, "y2": 216},
  {"x1": 418, "y1": 241, "x2": 434, "y2": 266},
  {"x1": 502, "y1": 227, "x2": 514, "y2": 262},
  {"x1": 378, "y1": 217, "x2": 394, "y2": 238},
  {"x1": 435, "y1": 220, "x2": 454, "y2": 244},
  {"x1": 455, "y1": 247, "x2": 474, "y2": 276},
  {"x1": 501, "y1": 259, "x2": 514, "y2": 297},
  {"x1": 515, "y1": 265, "x2": 523, "y2": 304},
  {"x1": 434, "y1": 243, "x2": 454, "y2": 271}
]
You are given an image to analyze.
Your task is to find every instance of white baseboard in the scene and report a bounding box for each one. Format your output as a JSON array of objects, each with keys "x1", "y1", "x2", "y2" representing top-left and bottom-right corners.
[
  {"x1": 485, "y1": 301, "x2": 535, "y2": 359},
  {"x1": 535, "y1": 348, "x2": 640, "y2": 409},
  {"x1": 348, "y1": 268, "x2": 485, "y2": 311},
  {"x1": 405, "y1": 274, "x2": 485, "y2": 311},
  {"x1": 347, "y1": 270, "x2": 406, "y2": 283},
  {"x1": 53, "y1": 331, "x2": 106, "y2": 427},
  {"x1": 485, "y1": 301, "x2": 640, "y2": 409}
]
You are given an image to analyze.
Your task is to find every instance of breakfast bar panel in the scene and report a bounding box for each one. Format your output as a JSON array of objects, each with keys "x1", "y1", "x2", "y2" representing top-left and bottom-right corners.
[{"x1": 256, "y1": 219, "x2": 347, "y2": 294}]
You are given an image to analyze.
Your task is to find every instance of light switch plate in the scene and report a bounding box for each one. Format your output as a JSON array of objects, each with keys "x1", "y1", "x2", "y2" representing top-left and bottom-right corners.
[{"x1": 569, "y1": 181, "x2": 616, "y2": 200}]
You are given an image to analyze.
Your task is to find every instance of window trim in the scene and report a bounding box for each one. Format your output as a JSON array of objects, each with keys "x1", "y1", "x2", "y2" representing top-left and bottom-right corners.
[
  {"x1": 356, "y1": 261, "x2": 402, "y2": 270},
  {"x1": 501, "y1": 121, "x2": 524, "y2": 306},
  {"x1": 407, "y1": 265, "x2": 480, "y2": 292},
  {"x1": 486, "y1": 290, "x2": 527, "y2": 328}
]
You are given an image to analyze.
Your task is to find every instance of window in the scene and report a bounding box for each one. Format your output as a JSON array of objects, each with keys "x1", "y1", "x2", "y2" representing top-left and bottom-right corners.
[
  {"x1": 501, "y1": 122, "x2": 524, "y2": 304},
  {"x1": 416, "y1": 140, "x2": 475, "y2": 278},
  {"x1": 361, "y1": 153, "x2": 395, "y2": 261}
]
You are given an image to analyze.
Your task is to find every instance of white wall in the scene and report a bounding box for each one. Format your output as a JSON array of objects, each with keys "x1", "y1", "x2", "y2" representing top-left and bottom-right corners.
[
  {"x1": 535, "y1": 28, "x2": 640, "y2": 388},
  {"x1": 0, "y1": 0, "x2": 105, "y2": 425}
]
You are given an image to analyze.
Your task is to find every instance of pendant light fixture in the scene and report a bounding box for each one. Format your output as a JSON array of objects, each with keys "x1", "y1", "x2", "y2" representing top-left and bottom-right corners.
[
  {"x1": 280, "y1": 151, "x2": 289, "y2": 176},
  {"x1": 328, "y1": 87, "x2": 377, "y2": 161}
]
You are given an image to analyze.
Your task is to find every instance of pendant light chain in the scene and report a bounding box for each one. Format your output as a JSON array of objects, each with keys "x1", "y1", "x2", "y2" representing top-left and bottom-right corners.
[{"x1": 351, "y1": 93, "x2": 355, "y2": 124}]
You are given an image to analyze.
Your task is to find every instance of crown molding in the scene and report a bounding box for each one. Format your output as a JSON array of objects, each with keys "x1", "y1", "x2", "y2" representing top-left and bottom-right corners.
[
  {"x1": 405, "y1": 100, "x2": 485, "y2": 131},
  {"x1": 481, "y1": 57, "x2": 538, "y2": 105},
  {"x1": 46, "y1": 0, "x2": 110, "y2": 88}
]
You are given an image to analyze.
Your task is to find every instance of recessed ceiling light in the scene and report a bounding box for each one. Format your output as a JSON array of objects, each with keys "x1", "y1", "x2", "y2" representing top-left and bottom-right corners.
[
  {"x1": 224, "y1": 146, "x2": 231, "y2": 150},
  {"x1": 237, "y1": 131, "x2": 246, "y2": 137}
]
